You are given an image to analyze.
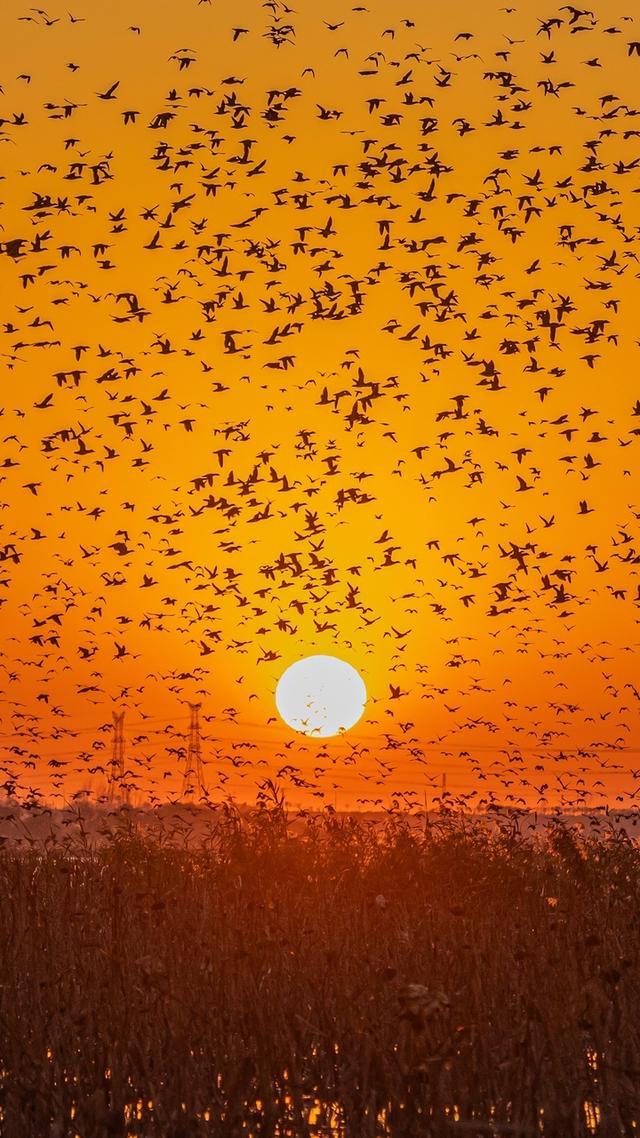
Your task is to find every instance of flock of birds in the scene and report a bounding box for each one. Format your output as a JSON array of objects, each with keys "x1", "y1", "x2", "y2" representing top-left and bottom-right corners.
[{"x1": 0, "y1": 0, "x2": 639, "y2": 817}]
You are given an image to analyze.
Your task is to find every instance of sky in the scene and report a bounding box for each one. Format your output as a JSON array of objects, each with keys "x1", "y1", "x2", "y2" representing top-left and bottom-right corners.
[{"x1": 0, "y1": 0, "x2": 639, "y2": 811}]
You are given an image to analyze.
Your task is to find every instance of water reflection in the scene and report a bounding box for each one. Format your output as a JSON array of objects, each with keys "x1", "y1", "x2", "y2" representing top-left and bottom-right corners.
[{"x1": 1, "y1": 1055, "x2": 627, "y2": 1137}]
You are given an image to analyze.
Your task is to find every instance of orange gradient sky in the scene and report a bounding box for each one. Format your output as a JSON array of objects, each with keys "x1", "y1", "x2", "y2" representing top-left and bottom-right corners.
[{"x1": 1, "y1": 0, "x2": 639, "y2": 810}]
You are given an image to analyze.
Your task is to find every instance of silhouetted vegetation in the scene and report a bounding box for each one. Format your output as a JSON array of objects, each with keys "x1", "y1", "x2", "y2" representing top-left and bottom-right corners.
[{"x1": 0, "y1": 802, "x2": 638, "y2": 1136}]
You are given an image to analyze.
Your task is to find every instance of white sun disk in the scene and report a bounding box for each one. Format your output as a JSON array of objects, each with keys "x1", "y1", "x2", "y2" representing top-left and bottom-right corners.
[{"x1": 275, "y1": 655, "x2": 366, "y2": 737}]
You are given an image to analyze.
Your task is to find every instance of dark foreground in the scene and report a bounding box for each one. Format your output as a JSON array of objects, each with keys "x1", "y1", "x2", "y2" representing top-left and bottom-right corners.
[{"x1": 0, "y1": 805, "x2": 638, "y2": 1137}]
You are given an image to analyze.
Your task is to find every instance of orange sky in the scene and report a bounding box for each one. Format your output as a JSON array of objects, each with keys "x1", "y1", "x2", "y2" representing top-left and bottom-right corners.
[{"x1": 1, "y1": 0, "x2": 639, "y2": 811}]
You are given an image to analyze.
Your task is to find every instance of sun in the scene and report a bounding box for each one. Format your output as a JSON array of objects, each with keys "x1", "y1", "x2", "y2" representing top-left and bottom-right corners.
[{"x1": 275, "y1": 655, "x2": 367, "y2": 738}]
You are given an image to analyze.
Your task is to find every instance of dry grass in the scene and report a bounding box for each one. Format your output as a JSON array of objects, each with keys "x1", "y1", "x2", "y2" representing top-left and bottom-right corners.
[{"x1": 0, "y1": 803, "x2": 639, "y2": 1136}]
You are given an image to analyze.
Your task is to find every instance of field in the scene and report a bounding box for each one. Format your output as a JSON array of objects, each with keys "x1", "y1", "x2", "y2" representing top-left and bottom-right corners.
[{"x1": 0, "y1": 803, "x2": 639, "y2": 1137}]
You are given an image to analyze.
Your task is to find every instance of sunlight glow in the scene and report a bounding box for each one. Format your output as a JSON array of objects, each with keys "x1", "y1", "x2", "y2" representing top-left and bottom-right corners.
[{"x1": 275, "y1": 655, "x2": 367, "y2": 737}]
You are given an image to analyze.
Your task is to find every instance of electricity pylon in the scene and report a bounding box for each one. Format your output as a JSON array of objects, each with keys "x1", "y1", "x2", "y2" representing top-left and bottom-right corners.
[
  {"x1": 182, "y1": 702, "x2": 205, "y2": 799},
  {"x1": 108, "y1": 711, "x2": 127, "y2": 802}
]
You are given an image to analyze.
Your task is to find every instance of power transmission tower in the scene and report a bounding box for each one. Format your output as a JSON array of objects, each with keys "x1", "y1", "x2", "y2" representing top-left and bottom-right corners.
[
  {"x1": 108, "y1": 711, "x2": 127, "y2": 802},
  {"x1": 182, "y1": 702, "x2": 205, "y2": 799}
]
